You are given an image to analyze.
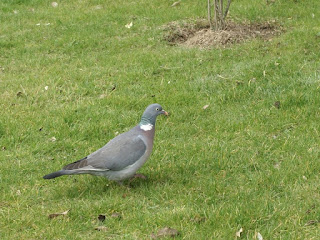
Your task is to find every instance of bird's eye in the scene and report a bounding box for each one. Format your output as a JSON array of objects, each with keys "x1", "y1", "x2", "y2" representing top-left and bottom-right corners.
[{"x1": 156, "y1": 108, "x2": 159, "y2": 111}]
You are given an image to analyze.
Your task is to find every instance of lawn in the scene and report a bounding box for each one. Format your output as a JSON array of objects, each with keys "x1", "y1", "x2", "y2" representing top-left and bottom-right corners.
[{"x1": 1, "y1": 0, "x2": 320, "y2": 239}]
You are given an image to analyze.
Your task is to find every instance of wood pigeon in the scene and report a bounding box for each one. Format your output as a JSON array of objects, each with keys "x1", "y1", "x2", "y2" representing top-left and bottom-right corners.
[{"x1": 43, "y1": 103, "x2": 168, "y2": 182}]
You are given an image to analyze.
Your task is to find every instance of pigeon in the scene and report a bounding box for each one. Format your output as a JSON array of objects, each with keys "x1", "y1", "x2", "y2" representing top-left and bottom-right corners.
[{"x1": 43, "y1": 103, "x2": 168, "y2": 182}]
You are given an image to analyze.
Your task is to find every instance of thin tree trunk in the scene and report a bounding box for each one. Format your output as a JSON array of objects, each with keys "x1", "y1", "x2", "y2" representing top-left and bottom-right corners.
[
  {"x1": 214, "y1": 0, "x2": 218, "y2": 30},
  {"x1": 220, "y1": 0, "x2": 223, "y2": 19},
  {"x1": 223, "y1": 0, "x2": 232, "y2": 19},
  {"x1": 209, "y1": 0, "x2": 232, "y2": 30},
  {"x1": 208, "y1": 0, "x2": 213, "y2": 29}
]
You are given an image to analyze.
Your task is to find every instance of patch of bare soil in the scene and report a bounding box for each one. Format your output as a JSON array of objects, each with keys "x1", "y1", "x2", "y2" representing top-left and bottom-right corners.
[{"x1": 163, "y1": 19, "x2": 283, "y2": 48}]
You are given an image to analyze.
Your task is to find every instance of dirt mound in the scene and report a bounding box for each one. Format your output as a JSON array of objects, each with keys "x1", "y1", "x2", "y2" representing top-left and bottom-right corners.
[{"x1": 163, "y1": 20, "x2": 283, "y2": 48}]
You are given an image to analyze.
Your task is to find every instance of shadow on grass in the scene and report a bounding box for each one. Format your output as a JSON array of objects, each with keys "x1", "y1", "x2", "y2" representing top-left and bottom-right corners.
[{"x1": 45, "y1": 172, "x2": 176, "y2": 200}]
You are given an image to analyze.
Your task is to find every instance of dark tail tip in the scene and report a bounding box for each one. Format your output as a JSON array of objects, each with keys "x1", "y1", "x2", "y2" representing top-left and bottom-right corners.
[{"x1": 43, "y1": 170, "x2": 65, "y2": 179}]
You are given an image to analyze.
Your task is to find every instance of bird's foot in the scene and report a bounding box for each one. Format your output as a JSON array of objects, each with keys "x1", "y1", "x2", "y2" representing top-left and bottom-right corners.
[{"x1": 133, "y1": 173, "x2": 147, "y2": 180}]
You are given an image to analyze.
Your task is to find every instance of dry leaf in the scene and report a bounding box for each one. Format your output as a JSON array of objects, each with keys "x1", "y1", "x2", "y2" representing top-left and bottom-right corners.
[
  {"x1": 171, "y1": 1, "x2": 181, "y2": 7},
  {"x1": 274, "y1": 101, "x2": 280, "y2": 109},
  {"x1": 111, "y1": 212, "x2": 122, "y2": 219},
  {"x1": 94, "y1": 5, "x2": 103, "y2": 10},
  {"x1": 51, "y1": 2, "x2": 58, "y2": 7},
  {"x1": 305, "y1": 220, "x2": 319, "y2": 226},
  {"x1": 48, "y1": 209, "x2": 69, "y2": 219},
  {"x1": 306, "y1": 204, "x2": 315, "y2": 214},
  {"x1": 236, "y1": 227, "x2": 243, "y2": 238},
  {"x1": 99, "y1": 93, "x2": 107, "y2": 99},
  {"x1": 98, "y1": 214, "x2": 106, "y2": 222},
  {"x1": 273, "y1": 162, "x2": 280, "y2": 169},
  {"x1": 50, "y1": 137, "x2": 57, "y2": 142},
  {"x1": 95, "y1": 226, "x2": 109, "y2": 232},
  {"x1": 125, "y1": 22, "x2": 133, "y2": 29},
  {"x1": 151, "y1": 227, "x2": 180, "y2": 239},
  {"x1": 203, "y1": 104, "x2": 209, "y2": 110},
  {"x1": 190, "y1": 216, "x2": 206, "y2": 223},
  {"x1": 256, "y1": 232, "x2": 263, "y2": 240}
]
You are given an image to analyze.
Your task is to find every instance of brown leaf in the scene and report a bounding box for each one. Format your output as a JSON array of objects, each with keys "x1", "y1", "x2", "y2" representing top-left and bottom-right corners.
[
  {"x1": 305, "y1": 220, "x2": 319, "y2": 226},
  {"x1": 95, "y1": 226, "x2": 109, "y2": 232},
  {"x1": 48, "y1": 210, "x2": 70, "y2": 219},
  {"x1": 98, "y1": 214, "x2": 106, "y2": 222},
  {"x1": 306, "y1": 204, "x2": 315, "y2": 214},
  {"x1": 122, "y1": 193, "x2": 127, "y2": 198},
  {"x1": 151, "y1": 227, "x2": 180, "y2": 239},
  {"x1": 274, "y1": 101, "x2": 280, "y2": 109}
]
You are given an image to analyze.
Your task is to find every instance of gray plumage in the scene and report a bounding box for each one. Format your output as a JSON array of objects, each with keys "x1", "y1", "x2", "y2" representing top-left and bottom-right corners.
[{"x1": 43, "y1": 103, "x2": 167, "y2": 182}]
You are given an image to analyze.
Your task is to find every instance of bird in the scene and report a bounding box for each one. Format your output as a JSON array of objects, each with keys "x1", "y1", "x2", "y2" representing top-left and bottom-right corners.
[{"x1": 43, "y1": 103, "x2": 168, "y2": 182}]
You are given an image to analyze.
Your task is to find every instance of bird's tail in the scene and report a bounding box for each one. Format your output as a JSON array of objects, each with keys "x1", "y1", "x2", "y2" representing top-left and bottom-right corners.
[{"x1": 43, "y1": 170, "x2": 66, "y2": 179}]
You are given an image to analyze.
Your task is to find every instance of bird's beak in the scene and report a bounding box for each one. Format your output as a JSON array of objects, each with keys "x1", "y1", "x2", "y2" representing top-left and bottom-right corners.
[{"x1": 162, "y1": 110, "x2": 169, "y2": 116}]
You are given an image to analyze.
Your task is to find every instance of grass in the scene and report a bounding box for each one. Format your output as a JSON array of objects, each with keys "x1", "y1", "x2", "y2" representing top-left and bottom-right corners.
[{"x1": 1, "y1": 0, "x2": 320, "y2": 239}]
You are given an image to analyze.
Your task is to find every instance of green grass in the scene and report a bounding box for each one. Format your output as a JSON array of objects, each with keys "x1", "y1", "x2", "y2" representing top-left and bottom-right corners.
[{"x1": 1, "y1": 0, "x2": 320, "y2": 239}]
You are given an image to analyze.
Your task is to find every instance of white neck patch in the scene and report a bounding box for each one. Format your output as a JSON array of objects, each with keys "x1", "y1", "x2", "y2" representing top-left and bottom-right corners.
[{"x1": 140, "y1": 123, "x2": 153, "y2": 131}]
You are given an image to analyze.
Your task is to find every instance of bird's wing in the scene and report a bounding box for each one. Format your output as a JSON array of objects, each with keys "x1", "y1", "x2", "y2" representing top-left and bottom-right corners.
[{"x1": 63, "y1": 131, "x2": 147, "y2": 171}]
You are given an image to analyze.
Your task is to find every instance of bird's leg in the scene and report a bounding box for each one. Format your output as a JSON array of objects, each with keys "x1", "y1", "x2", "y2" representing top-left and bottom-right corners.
[
  {"x1": 129, "y1": 173, "x2": 148, "y2": 183},
  {"x1": 116, "y1": 180, "x2": 132, "y2": 189},
  {"x1": 116, "y1": 180, "x2": 124, "y2": 186}
]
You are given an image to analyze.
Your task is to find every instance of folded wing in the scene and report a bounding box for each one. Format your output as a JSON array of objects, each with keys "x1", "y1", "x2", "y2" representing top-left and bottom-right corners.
[{"x1": 63, "y1": 133, "x2": 147, "y2": 172}]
